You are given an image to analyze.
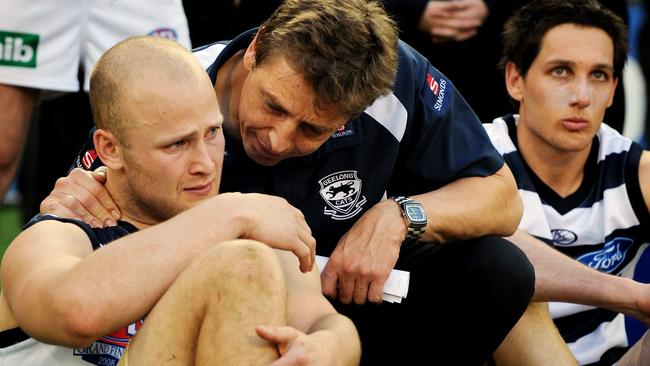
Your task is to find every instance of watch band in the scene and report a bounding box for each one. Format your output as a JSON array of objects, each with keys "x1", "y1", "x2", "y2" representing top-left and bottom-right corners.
[{"x1": 391, "y1": 196, "x2": 427, "y2": 244}]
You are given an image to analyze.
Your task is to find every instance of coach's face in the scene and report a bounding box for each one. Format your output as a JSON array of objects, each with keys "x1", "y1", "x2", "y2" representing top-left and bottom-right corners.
[
  {"x1": 235, "y1": 48, "x2": 348, "y2": 166},
  {"x1": 119, "y1": 72, "x2": 224, "y2": 222}
]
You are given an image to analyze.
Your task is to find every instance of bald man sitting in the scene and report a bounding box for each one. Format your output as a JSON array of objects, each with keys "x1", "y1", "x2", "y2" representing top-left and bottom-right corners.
[{"x1": 0, "y1": 36, "x2": 360, "y2": 366}]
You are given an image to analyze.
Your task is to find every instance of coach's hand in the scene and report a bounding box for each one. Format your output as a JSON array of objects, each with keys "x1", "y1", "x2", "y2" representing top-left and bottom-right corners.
[
  {"x1": 40, "y1": 167, "x2": 121, "y2": 228},
  {"x1": 321, "y1": 199, "x2": 405, "y2": 304}
]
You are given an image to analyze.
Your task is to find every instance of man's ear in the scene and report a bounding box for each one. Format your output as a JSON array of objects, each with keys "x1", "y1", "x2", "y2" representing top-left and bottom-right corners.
[
  {"x1": 242, "y1": 33, "x2": 259, "y2": 71},
  {"x1": 93, "y1": 129, "x2": 124, "y2": 170},
  {"x1": 505, "y1": 61, "x2": 524, "y2": 103}
]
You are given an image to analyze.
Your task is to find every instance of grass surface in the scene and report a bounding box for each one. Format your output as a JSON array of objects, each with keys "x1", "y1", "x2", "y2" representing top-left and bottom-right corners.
[{"x1": 0, "y1": 205, "x2": 22, "y2": 290}]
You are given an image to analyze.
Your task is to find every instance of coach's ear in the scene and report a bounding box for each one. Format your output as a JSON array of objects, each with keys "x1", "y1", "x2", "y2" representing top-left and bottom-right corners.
[
  {"x1": 243, "y1": 32, "x2": 260, "y2": 71},
  {"x1": 93, "y1": 129, "x2": 124, "y2": 171}
]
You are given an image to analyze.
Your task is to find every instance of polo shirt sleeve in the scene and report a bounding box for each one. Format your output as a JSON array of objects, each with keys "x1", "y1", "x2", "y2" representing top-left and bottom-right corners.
[{"x1": 388, "y1": 42, "x2": 504, "y2": 195}]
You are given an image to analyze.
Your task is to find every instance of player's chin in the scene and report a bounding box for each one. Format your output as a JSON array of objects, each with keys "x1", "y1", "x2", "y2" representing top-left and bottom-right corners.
[{"x1": 181, "y1": 190, "x2": 216, "y2": 206}]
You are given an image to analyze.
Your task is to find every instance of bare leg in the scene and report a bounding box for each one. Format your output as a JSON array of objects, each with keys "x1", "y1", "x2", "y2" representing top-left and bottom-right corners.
[
  {"x1": 494, "y1": 302, "x2": 577, "y2": 366},
  {"x1": 617, "y1": 330, "x2": 650, "y2": 366},
  {"x1": 124, "y1": 240, "x2": 287, "y2": 365},
  {"x1": 0, "y1": 85, "x2": 38, "y2": 199}
]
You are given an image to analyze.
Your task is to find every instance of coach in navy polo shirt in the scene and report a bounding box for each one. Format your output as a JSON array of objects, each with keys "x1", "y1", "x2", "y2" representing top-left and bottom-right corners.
[{"x1": 41, "y1": 0, "x2": 534, "y2": 364}]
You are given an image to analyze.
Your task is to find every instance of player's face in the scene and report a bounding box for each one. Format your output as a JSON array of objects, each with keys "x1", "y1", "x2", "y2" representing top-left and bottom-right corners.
[
  {"x1": 120, "y1": 74, "x2": 224, "y2": 222},
  {"x1": 507, "y1": 24, "x2": 618, "y2": 154},
  {"x1": 237, "y1": 55, "x2": 348, "y2": 166}
]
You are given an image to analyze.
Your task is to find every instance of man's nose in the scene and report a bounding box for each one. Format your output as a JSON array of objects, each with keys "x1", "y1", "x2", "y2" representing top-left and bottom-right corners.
[
  {"x1": 189, "y1": 141, "x2": 215, "y2": 174},
  {"x1": 267, "y1": 122, "x2": 295, "y2": 155},
  {"x1": 570, "y1": 78, "x2": 591, "y2": 108}
]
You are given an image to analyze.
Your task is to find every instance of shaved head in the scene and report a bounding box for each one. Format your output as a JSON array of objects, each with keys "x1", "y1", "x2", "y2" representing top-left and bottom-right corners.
[
  {"x1": 89, "y1": 36, "x2": 224, "y2": 225},
  {"x1": 90, "y1": 36, "x2": 208, "y2": 145}
]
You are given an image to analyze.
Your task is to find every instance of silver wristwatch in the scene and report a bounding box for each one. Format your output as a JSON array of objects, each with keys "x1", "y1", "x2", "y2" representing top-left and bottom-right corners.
[{"x1": 390, "y1": 196, "x2": 427, "y2": 244}]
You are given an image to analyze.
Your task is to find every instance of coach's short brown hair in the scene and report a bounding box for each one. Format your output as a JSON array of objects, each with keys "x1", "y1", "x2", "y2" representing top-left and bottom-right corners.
[{"x1": 254, "y1": 0, "x2": 398, "y2": 117}]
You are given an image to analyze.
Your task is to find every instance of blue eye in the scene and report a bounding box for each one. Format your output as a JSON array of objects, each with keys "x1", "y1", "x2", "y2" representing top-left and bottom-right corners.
[
  {"x1": 207, "y1": 126, "x2": 220, "y2": 137},
  {"x1": 551, "y1": 67, "x2": 567, "y2": 76}
]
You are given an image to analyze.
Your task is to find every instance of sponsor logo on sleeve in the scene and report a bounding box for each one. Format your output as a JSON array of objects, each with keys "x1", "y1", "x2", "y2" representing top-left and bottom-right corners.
[
  {"x1": 577, "y1": 237, "x2": 634, "y2": 273},
  {"x1": 425, "y1": 69, "x2": 448, "y2": 113},
  {"x1": 148, "y1": 27, "x2": 178, "y2": 41},
  {"x1": 0, "y1": 30, "x2": 39, "y2": 68},
  {"x1": 318, "y1": 170, "x2": 367, "y2": 220},
  {"x1": 426, "y1": 73, "x2": 439, "y2": 95}
]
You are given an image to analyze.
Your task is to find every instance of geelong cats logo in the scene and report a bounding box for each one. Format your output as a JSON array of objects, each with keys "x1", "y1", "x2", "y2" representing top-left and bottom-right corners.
[{"x1": 318, "y1": 170, "x2": 367, "y2": 220}]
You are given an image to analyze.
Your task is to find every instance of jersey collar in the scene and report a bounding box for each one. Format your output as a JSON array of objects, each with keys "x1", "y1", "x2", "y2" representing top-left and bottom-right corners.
[{"x1": 205, "y1": 28, "x2": 258, "y2": 86}]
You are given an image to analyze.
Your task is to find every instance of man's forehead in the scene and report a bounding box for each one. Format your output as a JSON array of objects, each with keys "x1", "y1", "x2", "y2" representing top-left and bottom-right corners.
[{"x1": 537, "y1": 24, "x2": 614, "y2": 63}]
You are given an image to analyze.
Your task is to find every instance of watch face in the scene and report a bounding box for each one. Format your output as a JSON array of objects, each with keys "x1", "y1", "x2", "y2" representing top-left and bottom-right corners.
[{"x1": 404, "y1": 203, "x2": 427, "y2": 224}]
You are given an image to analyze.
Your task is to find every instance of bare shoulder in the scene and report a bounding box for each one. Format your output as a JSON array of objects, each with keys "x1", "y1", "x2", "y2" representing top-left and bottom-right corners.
[
  {"x1": 10, "y1": 219, "x2": 93, "y2": 256},
  {"x1": 1, "y1": 219, "x2": 94, "y2": 281}
]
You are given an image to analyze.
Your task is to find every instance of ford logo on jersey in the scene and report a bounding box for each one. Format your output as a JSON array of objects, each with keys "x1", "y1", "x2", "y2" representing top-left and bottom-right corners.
[{"x1": 577, "y1": 237, "x2": 634, "y2": 273}]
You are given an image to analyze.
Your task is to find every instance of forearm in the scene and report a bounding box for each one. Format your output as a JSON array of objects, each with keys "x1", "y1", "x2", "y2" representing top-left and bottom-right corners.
[
  {"x1": 308, "y1": 313, "x2": 361, "y2": 366},
  {"x1": 414, "y1": 164, "x2": 522, "y2": 243},
  {"x1": 508, "y1": 230, "x2": 642, "y2": 315},
  {"x1": 10, "y1": 194, "x2": 249, "y2": 346},
  {"x1": 70, "y1": 198, "x2": 251, "y2": 333}
]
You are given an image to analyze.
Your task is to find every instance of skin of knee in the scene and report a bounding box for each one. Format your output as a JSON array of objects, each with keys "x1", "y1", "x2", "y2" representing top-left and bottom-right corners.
[{"x1": 186, "y1": 240, "x2": 287, "y2": 298}]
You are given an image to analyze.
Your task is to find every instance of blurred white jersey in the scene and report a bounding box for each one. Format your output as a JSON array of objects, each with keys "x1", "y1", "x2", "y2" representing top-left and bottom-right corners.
[{"x1": 0, "y1": 0, "x2": 190, "y2": 93}]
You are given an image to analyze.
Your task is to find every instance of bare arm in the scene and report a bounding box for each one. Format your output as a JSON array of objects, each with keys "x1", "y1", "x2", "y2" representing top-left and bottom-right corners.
[
  {"x1": 39, "y1": 170, "x2": 315, "y2": 270},
  {"x1": 1, "y1": 193, "x2": 315, "y2": 347},
  {"x1": 415, "y1": 163, "x2": 522, "y2": 242},
  {"x1": 256, "y1": 250, "x2": 361, "y2": 366},
  {"x1": 322, "y1": 163, "x2": 522, "y2": 304},
  {"x1": 640, "y1": 151, "x2": 650, "y2": 214},
  {"x1": 507, "y1": 230, "x2": 650, "y2": 325}
]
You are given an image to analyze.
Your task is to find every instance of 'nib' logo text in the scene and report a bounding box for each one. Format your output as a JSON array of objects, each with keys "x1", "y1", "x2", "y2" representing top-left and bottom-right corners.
[{"x1": 0, "y1": 31, "x2": 39, "y2": 68}]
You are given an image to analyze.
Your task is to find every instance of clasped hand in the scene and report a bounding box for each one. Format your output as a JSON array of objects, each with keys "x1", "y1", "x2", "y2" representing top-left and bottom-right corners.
[{"x1": 418, "y1": 0, "x2": 489, "y2": 43}]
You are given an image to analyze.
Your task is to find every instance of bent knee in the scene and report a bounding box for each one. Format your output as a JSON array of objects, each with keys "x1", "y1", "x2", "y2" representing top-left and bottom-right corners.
[
  {"x1": 211, "y1": 239, "x2": 280, "y2": 269},
  {"x1": 472, "y1": 236, "x2": 535, "y2": 302},
  {"x1": 188, "y1": 239, "x2": 286, "y2": 291}
]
